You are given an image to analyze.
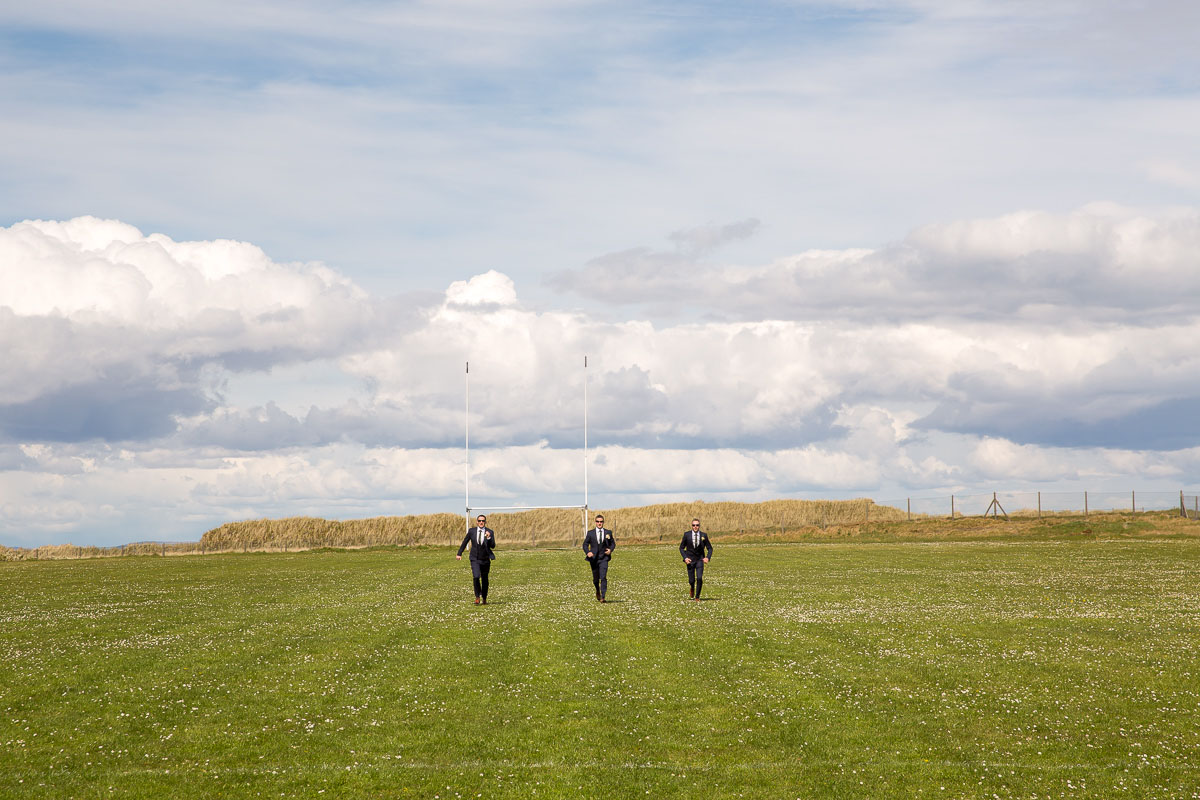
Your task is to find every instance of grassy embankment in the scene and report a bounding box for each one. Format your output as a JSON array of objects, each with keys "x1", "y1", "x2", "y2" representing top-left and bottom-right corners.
[{"x1": 5, "y1": 499, "x2": 1196, "y2": 561}]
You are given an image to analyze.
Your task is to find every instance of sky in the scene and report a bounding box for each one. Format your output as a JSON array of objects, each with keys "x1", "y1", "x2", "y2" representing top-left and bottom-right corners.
[{"x1": 2, "y1": 0, "x2": 1199, "y2": 547}]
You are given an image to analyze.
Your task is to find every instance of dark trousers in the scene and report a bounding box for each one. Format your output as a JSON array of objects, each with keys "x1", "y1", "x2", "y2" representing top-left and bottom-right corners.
[
  {"x1": 686, "y1": 561, "x2": 705, "y2": 597},
  {"x1": 590, "y1": 558, "x2": 609, "y2": 597},
  {"x1": 470, "y1": 559, "x2": 491, "y2": 600}
]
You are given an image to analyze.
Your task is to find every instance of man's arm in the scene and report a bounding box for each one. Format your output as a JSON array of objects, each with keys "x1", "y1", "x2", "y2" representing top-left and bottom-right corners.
[
  {"x1": 605, "y1": 530, "x2": 615, "y2": 554},
  {"x1": 703, "y1": 535, "x2": 713, "y2": 561},
  {"x1": 679, "y1": 535, "x2": 691, "y2": 562},
  {"x1": 486, "y1": 528, "x2": 496, "y2": 551},
  {"x1": 456, "y1": 533, "x2": 471, "y2": 558}
]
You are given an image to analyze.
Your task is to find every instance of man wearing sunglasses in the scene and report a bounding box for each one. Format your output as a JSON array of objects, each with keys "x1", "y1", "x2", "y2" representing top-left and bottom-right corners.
[
  {"x1": 583, "y1": 513, "x2": 615, "y2": 602},
  {"x1": 679, "y1": 518, "x2": 713, "y2": 600},
  {"x1": 457, "y1": 514, "x2": 497, "y2": 605}
]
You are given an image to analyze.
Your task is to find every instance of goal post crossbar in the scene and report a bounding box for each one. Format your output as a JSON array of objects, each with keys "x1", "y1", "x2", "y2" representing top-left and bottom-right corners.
[{"x1": 467, "y1": 505, "x2": 588, "y2": 513}]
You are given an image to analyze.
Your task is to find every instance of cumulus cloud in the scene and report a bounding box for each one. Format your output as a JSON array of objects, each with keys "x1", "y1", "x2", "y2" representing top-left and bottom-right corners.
[
  {"x1": 5, "y1": 208, "x2": 1200, "y2": 547},
  {"x1": 7, "y1": 209, "x2": 1200, "y2": 462},
  {"x1": 445, "y1": 270, "x2": 518, "y2": 308},
  {"x1": 0, "y1": 216, "x2": 388, "y2": 442},
  {"x1": 549, "y1": 205, "x2": 1200, "y2": 322},
  {"x1": 165, "y1": 203, "x2": 1200, "y2": 463}
]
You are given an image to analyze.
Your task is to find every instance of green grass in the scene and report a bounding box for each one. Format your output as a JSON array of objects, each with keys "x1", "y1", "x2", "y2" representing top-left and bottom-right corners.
[{"x1": 2, "y1": 539, "x2": 1199, "y2": 798}]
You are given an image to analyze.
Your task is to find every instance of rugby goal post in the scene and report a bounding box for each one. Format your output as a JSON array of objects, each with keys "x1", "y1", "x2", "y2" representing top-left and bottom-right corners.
[{"x1": 464, "y1": 357, "x2": 590, "y2": 543}]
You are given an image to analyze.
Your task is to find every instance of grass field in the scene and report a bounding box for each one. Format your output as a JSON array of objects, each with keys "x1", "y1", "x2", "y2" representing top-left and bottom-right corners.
[{"x1": 2, "y1": 536, "x2": 1199, "y2": 798}]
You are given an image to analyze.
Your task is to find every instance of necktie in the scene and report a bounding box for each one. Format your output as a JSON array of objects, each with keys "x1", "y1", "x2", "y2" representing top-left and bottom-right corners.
[
  {"x1": 694, "y1": 530, "x2": 699, "y2": 549},
  {"x1": 478, "y1": 528, "x2": 484, "y2": 546}
]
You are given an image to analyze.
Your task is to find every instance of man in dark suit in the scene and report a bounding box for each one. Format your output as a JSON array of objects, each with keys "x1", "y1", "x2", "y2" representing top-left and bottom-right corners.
[
  {"x1": 582, "y1": 513, "x2": 615, "y2": 602},
  {"x1": 457, "y1": 514, "x2": 496, "y2": 604},
  {"x1": 679, "y1": 517, "x2": 713, "y2": 600}
]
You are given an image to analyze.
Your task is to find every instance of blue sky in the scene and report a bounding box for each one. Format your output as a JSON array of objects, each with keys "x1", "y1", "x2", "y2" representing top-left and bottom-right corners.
[{"x1": 2, "y1": 1, "x2": 1200, "y2": 547}]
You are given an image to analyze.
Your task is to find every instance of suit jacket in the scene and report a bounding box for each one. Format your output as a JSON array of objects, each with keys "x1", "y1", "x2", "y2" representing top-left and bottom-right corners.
[
  {"x1": 458, "y1": 526, "x2": 496, "y2": 562},
  {"x1": 582, "y1": 527, "x2": 615, "y2": 561},
  {"x1": 679, "y1": 529, "x2": 713, "y2": 563}
]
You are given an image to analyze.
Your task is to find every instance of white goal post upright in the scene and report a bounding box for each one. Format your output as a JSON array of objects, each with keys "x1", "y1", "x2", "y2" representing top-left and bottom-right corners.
[
  {"x1": 584, "y1": 354, "x2": 588, "y2": 516},
  {"x1": 464, "y1": 356, "x2": 590, "y2": 543},
  {"x1": 464, "y1": 361, "x2": 470, "y2": 536}
]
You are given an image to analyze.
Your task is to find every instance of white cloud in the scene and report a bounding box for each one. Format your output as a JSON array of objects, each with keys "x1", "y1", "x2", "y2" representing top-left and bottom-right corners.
[
  {"x1": 551, "y1": 205, "x2": 1200, "y2": 321},
  {"x1": 4, "y1": 207, "x2": 1200, "y2": 547},
  {"x1": 445, "y1": 270, "x2": 518, "y2": 307},
  {"x1": 1, "y1": 216, "x2": 367, "y2": 326},
  {"x1": 7, "y1": 433, "x2": 1200, "y2": 547},
  {"x1": 0, "y1": 216, "x2": 388, "y2": 439}
]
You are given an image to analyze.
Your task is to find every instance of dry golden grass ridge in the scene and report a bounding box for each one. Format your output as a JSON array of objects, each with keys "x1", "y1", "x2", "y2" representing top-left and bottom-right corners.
[{"x1": 4, "y1": 500, "x2": 1195, "y2": 561}]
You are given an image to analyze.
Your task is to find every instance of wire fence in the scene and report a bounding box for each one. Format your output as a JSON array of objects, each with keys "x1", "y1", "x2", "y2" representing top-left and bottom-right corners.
[
  {"x1": 877, "y1": 491, "x2": 1200, "y2": 520},
  {"x1": 3, "y1": 491, "x2": 1198, "y2": 561}
]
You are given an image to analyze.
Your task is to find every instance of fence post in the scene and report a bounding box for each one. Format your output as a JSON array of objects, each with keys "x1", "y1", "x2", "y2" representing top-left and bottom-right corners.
[
  {"x1": 951, "y1": 495, "x2": 955, "y2": 519},
  {"x1": 907, "y1": 498, "x2": 910, "y2": 521},
  {"x1": 865, "y1": 499, "x2": 869, "y2": 523},
  {"x1": 1182, "y1": 490, "x2": 1187, "y2": 517},
  {"x1": 161, "y1": 542, "x2": 165, "y2": 557},
  {"x1": 1037, "y1": 491, "x2": 1041, "y2": 519},
  {"x1": 1132, "y1": 490, "x2": 1135, "y2": 514},
  {"x1": 1084, "y1": 491, "x2": 1088, "y2": 517}
]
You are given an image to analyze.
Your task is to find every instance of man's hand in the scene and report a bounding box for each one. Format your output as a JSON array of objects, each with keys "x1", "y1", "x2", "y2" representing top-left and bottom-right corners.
[
  {"x1": 485, "y1": 531, "x2": 492, "y2": 539},
  {"x1": 702, "y1": 557, "x2": 709, "y2": 563},
  {"x1": 586, "y1": 551, "x2": 594, "y2": 558},
  {"x1": 456, "y1": 555, "x2": 462, "y2": 560},
  {"x1": 684, "y1": 557, "x2": 692, "y2": 564},
  {"x1": 604, "y1": 548, "x2": 611, "y2": 555}
]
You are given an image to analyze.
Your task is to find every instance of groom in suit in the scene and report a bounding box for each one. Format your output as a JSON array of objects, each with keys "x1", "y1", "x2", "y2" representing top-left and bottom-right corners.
[
  {"x1": 457, "y1": 514, "x2": 496, "y2": 604},
  {"x1": 583, "y1": 513, "x2": 615, "y2": 601},
  {"x1": 679, "y1": 517, "x2": 713, "y2": 600}
]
